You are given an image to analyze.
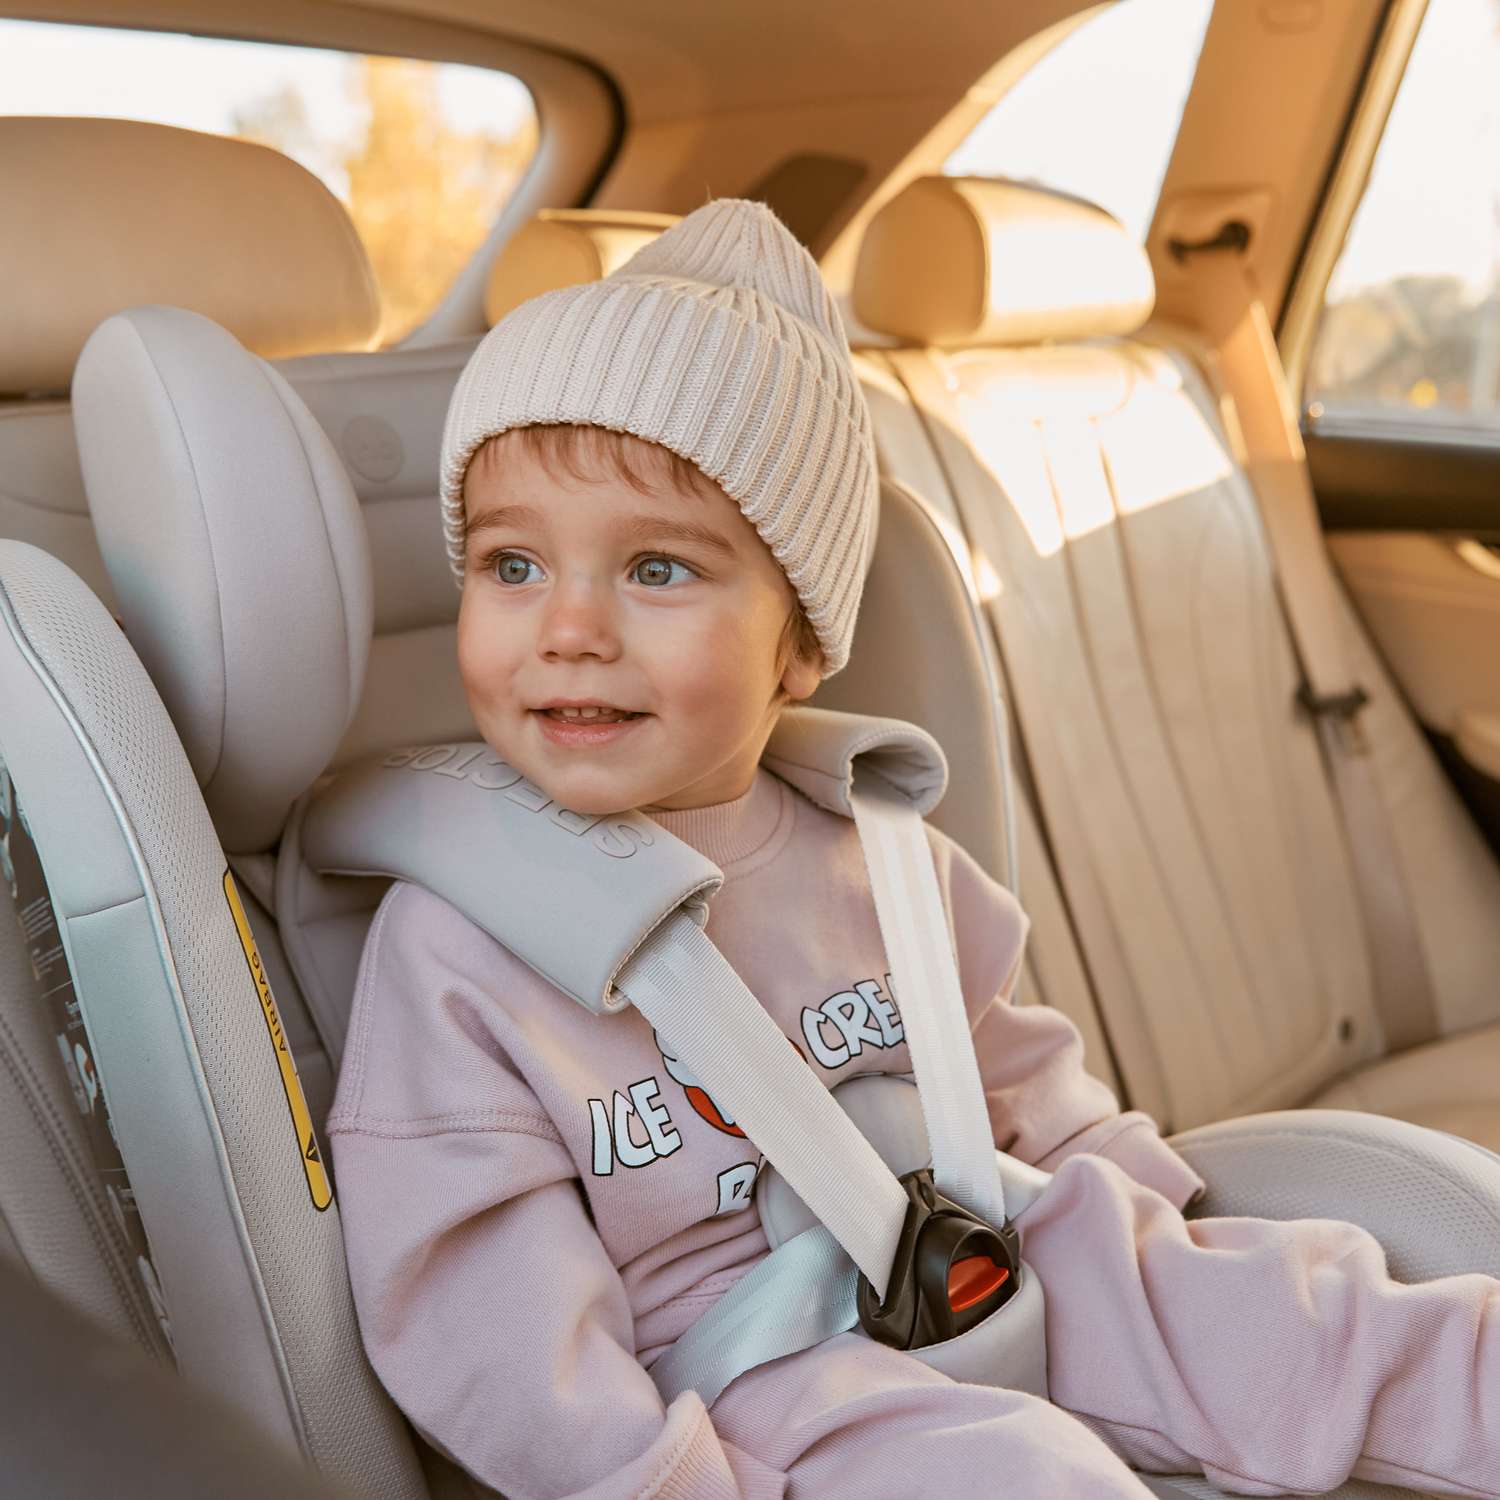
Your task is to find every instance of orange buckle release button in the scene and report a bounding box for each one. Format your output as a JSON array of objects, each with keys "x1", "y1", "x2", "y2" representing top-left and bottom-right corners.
[{"x1": 947, "y1": 1255, "x2": 1010, "y2": 1313}]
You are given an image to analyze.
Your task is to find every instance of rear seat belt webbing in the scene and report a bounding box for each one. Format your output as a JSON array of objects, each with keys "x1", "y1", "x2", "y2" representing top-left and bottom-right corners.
[
  {"x1": 1187, "y1": 251, "x2": 1438, "y2": 1056},
  {"x1": 849, "y1": 766, "x2": 1006, "y2": 1228},
  {"x1": 616, "y1": 911, "x2": 907, "y2": 1293}
]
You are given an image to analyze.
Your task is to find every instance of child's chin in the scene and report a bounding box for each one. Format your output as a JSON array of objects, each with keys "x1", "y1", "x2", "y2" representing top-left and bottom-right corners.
[{"x1": 543, "y1": 772, "x2": 648, "y2": 818}]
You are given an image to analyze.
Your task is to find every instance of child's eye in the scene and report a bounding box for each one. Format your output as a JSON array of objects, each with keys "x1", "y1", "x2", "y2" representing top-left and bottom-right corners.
[
  {"x1": 492, "y1": 552, "x2": 543, "y2": 586},
  {"x1": 632, "y1": 556, "x2": 696, "y2": 588}
]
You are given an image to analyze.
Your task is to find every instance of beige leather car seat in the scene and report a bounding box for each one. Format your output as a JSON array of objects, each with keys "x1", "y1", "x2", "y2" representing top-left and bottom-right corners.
[{"x1": 850, "y1": 175, "x2": 1500, "y2": 1144}]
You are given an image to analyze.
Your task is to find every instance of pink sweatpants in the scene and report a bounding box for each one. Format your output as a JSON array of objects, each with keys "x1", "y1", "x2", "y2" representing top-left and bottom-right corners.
[{"x1": 706, "y1": 1155, "x2": 1500, "y2": 1498}]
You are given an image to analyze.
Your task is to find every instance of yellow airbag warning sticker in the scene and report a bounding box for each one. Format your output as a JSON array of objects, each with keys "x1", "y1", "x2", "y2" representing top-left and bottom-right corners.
[{"x1": 223, "y1": 870, "x2": 333, "y2": 1211}]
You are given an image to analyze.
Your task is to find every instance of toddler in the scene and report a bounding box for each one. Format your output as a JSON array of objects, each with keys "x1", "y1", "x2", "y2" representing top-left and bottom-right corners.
[{"x1": 328, "y1": 199, "x2": 1500, "y2": 1499}]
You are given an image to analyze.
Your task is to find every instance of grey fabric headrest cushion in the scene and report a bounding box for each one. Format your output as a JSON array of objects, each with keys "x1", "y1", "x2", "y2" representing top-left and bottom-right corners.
[{"x1": 74, "y1": 306, "x2": 373, "y2": 854}]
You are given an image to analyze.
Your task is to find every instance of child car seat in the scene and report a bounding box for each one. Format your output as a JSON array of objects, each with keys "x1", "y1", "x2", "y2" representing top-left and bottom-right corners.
[{"x1": 37, "y1": 297, "x2": 1500, "y2": 1498}]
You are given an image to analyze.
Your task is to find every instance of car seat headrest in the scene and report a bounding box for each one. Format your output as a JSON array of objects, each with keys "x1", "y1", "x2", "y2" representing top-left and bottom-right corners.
[
  {"x1": 852, "y1": 175, "x2": 1155, "y2": 349},
  {"x1": 73, "y1": 306, "x2": 374, "y2": 855},
  {"x1": 0, "y1": 117, "x2": 381, "y2": 397},
  {"x1": 484, "y1": 208, "x2": 680, "y2": 327}
]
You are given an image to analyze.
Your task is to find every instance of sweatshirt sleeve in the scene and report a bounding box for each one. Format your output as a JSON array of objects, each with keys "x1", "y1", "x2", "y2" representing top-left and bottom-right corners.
[
  {"x1": 326, "y1": 883, "x2": 762, "y2": 1500},
  {"x1": 934, "y1": 832, "x2": 1204, "y2": 1212}
]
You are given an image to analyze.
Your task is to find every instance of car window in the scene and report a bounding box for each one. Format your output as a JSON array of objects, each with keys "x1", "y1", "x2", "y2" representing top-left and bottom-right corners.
[
  {"x1": 0, "y1": 19, "x2": 537, "y2": 344},
  {"x1": 942, "y1": 0, "x2": 1212, "y2": 241},
  {"x1": 1306, "y1": 0, "x2": 1500, "y2": 433}
]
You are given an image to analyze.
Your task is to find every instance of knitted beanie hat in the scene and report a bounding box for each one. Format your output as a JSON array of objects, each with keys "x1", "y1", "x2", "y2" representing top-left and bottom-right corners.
[{"x1": 439, "y1": 198, "x2": 878, "y2": 676}]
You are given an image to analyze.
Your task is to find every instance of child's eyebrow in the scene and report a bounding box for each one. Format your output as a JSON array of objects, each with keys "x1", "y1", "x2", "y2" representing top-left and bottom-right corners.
[
  {"x1": 620, "y1": 515, "x2": 738, "y2": 560},
  {"x1": 465, "y1": 503, "x2": 542, "y2": 541}
]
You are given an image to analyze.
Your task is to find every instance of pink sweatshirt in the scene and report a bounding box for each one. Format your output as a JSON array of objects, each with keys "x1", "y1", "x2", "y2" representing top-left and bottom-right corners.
[{"x1": 328, "y1": 768, "x2": 1204, "y2": 1496}]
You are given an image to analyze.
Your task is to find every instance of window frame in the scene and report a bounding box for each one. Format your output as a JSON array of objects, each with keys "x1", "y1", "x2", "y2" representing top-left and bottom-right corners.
[
  {"x1": 1274, "y1": 0, "x2": 1437, "y2": 428},
  {"x1": 1, "y1": 2, "x2": 623, "y2": 345}
]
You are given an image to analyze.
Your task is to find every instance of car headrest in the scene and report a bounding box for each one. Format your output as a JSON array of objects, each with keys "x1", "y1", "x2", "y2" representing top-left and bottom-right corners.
[
  {"x1": 0, "y1": 117, "x2": 382, "y2": 396},
  {"x1": 852, "y1": 175, "x2": 1155, "y2": 349},
  {"x1": 483, "y1": 207, "x2": 680, "y2": 326},
  {"x1": 73, "y1": 307, "x2": 373, "y2": 855}
]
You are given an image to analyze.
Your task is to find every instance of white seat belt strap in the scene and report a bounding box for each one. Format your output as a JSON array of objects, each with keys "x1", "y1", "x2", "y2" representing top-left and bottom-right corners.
[
  {"x1": 848, "y1": 765, "x2": 1006, "y2": 1228},
  {"x1": 1185, "y1": 244, "x2": 1438, "y2": 1053},
  {"x1": 615, "y1": 911, "x2": 907, "y2": 1294}
]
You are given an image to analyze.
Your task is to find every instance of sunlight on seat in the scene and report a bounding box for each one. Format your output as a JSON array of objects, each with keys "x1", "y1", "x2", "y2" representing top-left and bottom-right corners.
[
  {"x1": 970, "y1": 550, "x2": 1005, "y2": 604},
  {"x1": 956, "y1": 397, "x2": 1064, "y2": 559},
  {"x1": 1101, "y1": 384, "x2": 1233, "y2": 516},
  {"x1": 1043, "y1": 418, "x2": 1115, "y2": 542}
]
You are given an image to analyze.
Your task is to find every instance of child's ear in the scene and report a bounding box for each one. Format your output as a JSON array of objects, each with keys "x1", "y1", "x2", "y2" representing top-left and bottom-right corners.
[{"x1": 780, "y1": 650, "x2": 822, "y2": 704}]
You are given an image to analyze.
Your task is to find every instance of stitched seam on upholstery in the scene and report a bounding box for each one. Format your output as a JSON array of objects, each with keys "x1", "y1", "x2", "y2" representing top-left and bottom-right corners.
[
  {"x1": 0, "y1": 485, "x2": 90, "y2": 518},
  {"x1": 63, "y1": 889, "x2": 152, "y2": 923},
  {"x1": 119, "y1": 316, "x2": 229, "y2": 788}
]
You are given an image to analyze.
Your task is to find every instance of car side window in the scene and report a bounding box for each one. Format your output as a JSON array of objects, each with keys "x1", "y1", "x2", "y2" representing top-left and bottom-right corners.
[
  {"x1": 942, "y1": 0, "x2": 1212, "y2": 241},
  {"x1": 1306, "y1": 0, "x2": 1500, "y2": 434},
  {"x1": 0, "y1": 19, "x2": 538, "y2": 344}
]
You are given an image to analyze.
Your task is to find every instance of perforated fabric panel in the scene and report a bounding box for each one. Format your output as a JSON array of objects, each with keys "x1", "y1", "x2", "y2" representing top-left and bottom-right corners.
[
  {"x1": 1173, "y1": 1110, "x2": 1500, "y2": 1287},
  {"x1": 0, "y1": 544, "x2": 423, "y2": 1498}
]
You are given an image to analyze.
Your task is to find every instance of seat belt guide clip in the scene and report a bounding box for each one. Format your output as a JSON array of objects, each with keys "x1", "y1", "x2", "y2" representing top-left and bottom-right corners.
[
  {"x1": 857, "y1": 1168, "x2": 1022, "y2": 1350},
  {"x1": 1295, "y1": 682, "x2": 1370, "y2": 722}
]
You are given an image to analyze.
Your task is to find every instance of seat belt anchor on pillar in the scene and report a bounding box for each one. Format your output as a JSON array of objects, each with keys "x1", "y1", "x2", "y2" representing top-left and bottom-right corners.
[
  {"x1": 1296, "y1": 680, "x2": 1372, "y2": 753},
  {"x1": 857, "y1": 1168, "x2": 1022, "y2": 1351},
  {"x1": 1165, "y1": 218, "x2": 1251, "y2": 265}
]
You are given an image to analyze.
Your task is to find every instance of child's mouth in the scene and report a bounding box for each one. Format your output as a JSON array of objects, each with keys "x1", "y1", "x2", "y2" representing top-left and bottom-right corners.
[
  {"x1": 534, "y1": 705, "x2": 648, "y2": 747},
  {"x1": 543, "y1": 706, "x2": 641, "y2": 724}
]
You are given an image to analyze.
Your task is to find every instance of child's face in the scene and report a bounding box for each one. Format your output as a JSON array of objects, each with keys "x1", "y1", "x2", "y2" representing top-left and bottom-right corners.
[{"x1": 457, "y1": 434, "x2": 821, "y2": 815}]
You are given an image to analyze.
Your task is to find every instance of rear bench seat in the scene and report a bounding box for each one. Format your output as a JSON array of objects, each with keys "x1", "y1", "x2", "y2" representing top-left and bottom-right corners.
[{"x1": 850, "y1": 174, "x2": 1500, "y2": 1142}]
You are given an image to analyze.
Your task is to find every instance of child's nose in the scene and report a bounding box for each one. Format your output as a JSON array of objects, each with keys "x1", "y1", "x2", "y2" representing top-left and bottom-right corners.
[{"x1": 536, "y1": 581, "x2": 621, "y2": 663}]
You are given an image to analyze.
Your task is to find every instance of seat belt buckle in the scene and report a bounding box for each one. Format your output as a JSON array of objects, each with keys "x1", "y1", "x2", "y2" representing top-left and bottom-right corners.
[
  {"x1": 857, "y1": 1168, "x2": 1022, "y2": 1350},
  {"x1": 1296, "y1": 681, "x2": 1371, "y2": 752}
]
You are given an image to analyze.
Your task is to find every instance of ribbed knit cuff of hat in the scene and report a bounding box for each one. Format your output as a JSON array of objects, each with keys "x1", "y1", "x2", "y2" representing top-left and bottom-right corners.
[{"x1": 438, "y1": 198, "x2": 878, "y2": 677}]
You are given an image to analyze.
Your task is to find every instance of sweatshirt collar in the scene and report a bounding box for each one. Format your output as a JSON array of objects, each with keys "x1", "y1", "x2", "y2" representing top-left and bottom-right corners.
[{"x1": 647, "y1": 768, "x2": 789, "y2": 875}]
